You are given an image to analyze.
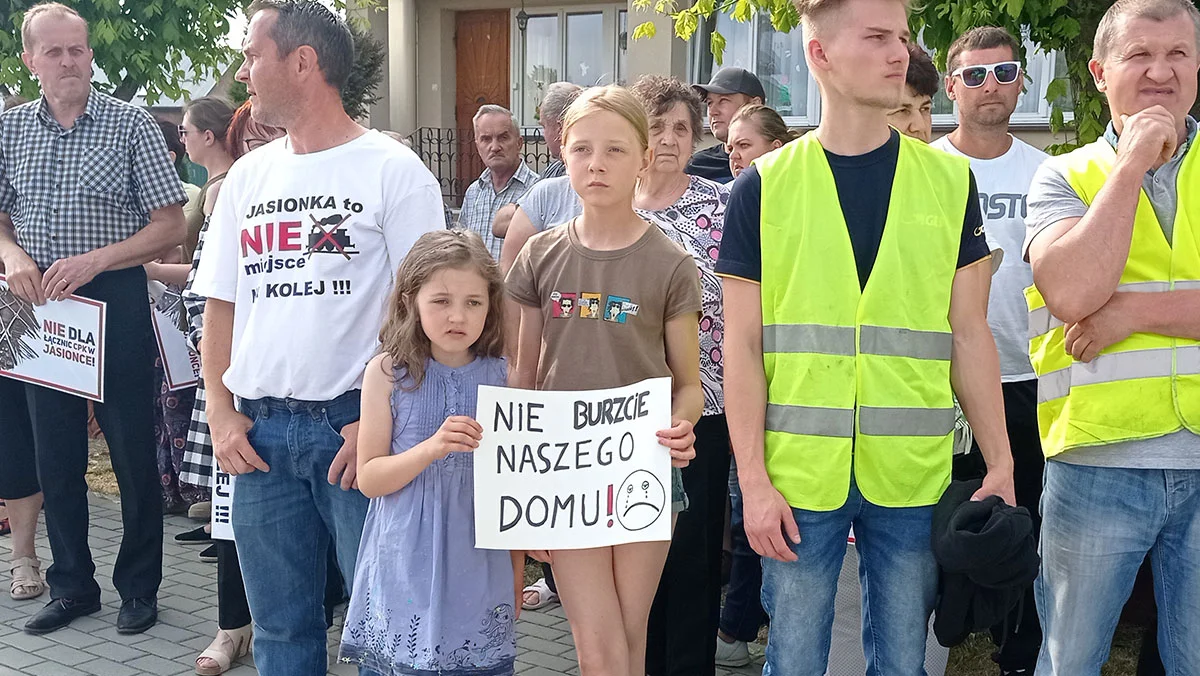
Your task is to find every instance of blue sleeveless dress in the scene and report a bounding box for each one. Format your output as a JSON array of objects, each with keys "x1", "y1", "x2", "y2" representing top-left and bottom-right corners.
[{"x1": 339, "y1": 356, "x2": 516, "y2": 676}]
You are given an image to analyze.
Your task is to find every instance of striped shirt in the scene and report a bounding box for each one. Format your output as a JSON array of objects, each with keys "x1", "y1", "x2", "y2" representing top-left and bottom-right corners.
[{"x1": 0, "y1": 90, "x2": 186, "y2": 268}]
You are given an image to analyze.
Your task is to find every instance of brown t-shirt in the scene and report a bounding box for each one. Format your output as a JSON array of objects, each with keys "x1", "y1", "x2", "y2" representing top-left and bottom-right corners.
[{"x1": 506, "y1": 220, "x2": 702, "y2": 392}]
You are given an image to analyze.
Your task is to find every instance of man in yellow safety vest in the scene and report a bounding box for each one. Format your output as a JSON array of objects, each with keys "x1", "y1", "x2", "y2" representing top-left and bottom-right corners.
[
  {"x1": 717, "y1": 0, "x2": 1016, "y2": 672},
  {"x1": 1023, "y1": 0, "x2": 1200, "y2": 672}
]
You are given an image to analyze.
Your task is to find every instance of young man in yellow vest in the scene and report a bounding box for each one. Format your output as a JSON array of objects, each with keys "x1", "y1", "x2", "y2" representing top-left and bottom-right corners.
[
  {"x1": 1023, "y1": 0, "x2": 1200, "y2": 672},
  {"x1": 717, "y1": 0, "x2": 1016, "y2": 672}
]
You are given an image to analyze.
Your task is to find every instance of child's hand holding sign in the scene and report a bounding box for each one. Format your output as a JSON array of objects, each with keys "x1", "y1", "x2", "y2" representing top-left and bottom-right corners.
[{"x1": 421, "y1": 415, "x2": 483, "y2": 459}]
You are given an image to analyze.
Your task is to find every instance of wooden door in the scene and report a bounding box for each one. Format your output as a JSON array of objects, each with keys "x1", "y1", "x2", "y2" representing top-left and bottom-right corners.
[{"x1": 455, "y1": 9, "x2": 511, "y2": 200}]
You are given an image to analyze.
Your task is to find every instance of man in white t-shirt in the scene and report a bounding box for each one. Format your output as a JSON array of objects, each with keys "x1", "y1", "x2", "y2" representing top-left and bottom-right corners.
[
  {"x1": 930, "y1": 26, "x2": 1048, "y2": 676},
  {"x1": 190, "y1": 2, "x2": 443, "y2": 674}
]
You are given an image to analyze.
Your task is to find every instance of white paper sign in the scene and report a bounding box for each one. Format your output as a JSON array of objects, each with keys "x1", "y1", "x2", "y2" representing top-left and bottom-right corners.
[
  {"x1": 211, "y1": 462, "x2": 235, "y2": 541},
  {"x1": 474, "y1": 377, "x2": 673, "y2": 550},
  {"x1": 0, "y1": 274, "x2": 106, "y2": 401},
  {"x1": 148, "y1": 281, "x2": 200, "y2": 390}
]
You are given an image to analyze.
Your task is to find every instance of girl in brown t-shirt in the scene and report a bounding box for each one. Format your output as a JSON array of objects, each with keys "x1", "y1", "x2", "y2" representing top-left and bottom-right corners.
[{"x1": 506, "y1": 86, "x2": 703, "y2": 676}]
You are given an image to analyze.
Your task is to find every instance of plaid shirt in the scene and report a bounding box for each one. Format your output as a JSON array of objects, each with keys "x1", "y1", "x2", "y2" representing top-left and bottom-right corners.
[
  {"x1": 457, "y1": 161, "x2": 539, "y2": 259},
  {"x1": 541, "y1": 159, "x2": 566, "y2": 179},
  {"x1": 0, "y1": 89, "x2": 186, "y2": 269}
]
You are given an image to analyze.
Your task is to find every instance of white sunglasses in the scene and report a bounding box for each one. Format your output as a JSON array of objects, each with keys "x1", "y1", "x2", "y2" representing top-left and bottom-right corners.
[{"x1": 951, "y1": 61, "x2": 1021, "y2": 88}]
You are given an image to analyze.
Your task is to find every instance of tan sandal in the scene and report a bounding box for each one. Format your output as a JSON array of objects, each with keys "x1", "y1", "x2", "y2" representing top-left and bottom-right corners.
[
  {"x1": 9, "y1": 557, "x2": 45, "y2": 600},
  {"x1": 195, "y1": 625, "x2": 252, "y2": 675}
]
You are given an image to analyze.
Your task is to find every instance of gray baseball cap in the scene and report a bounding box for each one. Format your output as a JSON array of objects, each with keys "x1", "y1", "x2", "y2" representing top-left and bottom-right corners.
[{"x1": 692, "y1": 67, "x2": 766, "y2": 101}]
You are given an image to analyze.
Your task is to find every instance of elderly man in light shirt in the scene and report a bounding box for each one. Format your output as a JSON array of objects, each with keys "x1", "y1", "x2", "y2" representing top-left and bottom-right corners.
[{"x1": 458, "y1": 104, "x2": 538, "y2": 259}]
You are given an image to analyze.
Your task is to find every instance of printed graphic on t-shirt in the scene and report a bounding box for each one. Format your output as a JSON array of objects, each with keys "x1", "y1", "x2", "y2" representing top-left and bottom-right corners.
[
  {"x1": 238, "y1": 194, "x2": 369, "y2": 302},
  {"x1": 579, "y1": 293, "x2": 602, "y2": 319},
  {"x1": 603, "y1": 295, "x2": 639, "y2": 324},
  {"x1": 551, "y1": 291, "x2": 576, "y2": 318},
  {"x1": 978, "y1": 192, "x2": 1028, "y2": 220},
  {"x1": 305, "y1": 214, "x2": 359, "y2": 258}
]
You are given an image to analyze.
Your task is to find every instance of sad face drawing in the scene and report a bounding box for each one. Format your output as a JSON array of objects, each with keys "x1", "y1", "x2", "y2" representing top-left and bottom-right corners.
[{"x1": 616, "y1": 469, "x2": 666, "y2": 531}]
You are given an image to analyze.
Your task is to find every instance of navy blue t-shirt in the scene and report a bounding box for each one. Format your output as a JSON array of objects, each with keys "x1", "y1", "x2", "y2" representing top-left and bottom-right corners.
[
  {"x1": 686, "y1": 144, "x2": 736, "y2": 184},
  {"x1": 715, "y1": 130, "x2": 988, "y2": 287}
]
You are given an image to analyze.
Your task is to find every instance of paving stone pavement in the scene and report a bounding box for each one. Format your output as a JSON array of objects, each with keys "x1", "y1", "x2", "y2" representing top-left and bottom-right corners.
[{"x1": 0, "y1": 493, "x2": 764, "y2": 675}]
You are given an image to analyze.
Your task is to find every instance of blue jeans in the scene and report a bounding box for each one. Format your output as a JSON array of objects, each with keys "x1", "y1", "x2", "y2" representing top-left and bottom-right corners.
[
  {"x1": 233, "y1": 390, "x2": 370, "y2": 676},
  {"x1": 1035, "y1": 461, "x2": 1200, "y2": 675},
  {"x1": 760, "y1": 479, "x2": 937, "y2": 676},
  {"x1": 719, "y1": 455, "x2": 768, "y2": 642}
]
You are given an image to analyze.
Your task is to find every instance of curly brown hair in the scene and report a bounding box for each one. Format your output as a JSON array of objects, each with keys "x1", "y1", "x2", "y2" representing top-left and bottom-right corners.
[
  {"x1": 630, "y1": 75, "x2": 704, "y2": 145},
  {"x1": 378, "y1": 229, "x2": 506, "y2": 389}
]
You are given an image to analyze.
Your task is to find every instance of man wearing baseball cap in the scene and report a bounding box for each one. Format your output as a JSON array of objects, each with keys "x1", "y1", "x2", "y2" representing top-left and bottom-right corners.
[{"x1": 689, "y1": 67, "x2": 766, "y2": 183}]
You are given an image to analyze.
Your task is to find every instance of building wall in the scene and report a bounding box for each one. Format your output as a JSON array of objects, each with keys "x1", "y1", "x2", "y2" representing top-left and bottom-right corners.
[{"x1": 375, "y1": 0, "x2": 1078, "y2": 150}]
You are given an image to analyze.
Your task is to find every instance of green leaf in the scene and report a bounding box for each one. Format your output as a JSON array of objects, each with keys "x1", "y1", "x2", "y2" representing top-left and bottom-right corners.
[
  {"x1": 695, "y1": 0, "x2": 716, "y2": 17},
  {"x1": 1005, "y1": 0, "x2": 1025, "y2": 19},
  {"x1": 1044, "y1": 78, "x2": 1067, "y2": 103},
  {"x1": 732, "y1": 0, "x2": 753, "y2": 23},
  {"x1": 674, "y1": 11, "x2": 700, "y2": 40},
  {"x1": 769, "y1": 2, "x2": 800, "y2": 33},
  {"x1": 632, "y1": 21, "x2": 657, "y2": 41},
  {"x1": 710, "y1": 29, "x2": 727, "y2": 66}
]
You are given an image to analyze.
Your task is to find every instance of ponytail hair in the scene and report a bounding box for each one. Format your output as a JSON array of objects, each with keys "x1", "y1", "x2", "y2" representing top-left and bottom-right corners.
[{"x1": 729, "y1": 104, "x2": 799, "y2": 145}]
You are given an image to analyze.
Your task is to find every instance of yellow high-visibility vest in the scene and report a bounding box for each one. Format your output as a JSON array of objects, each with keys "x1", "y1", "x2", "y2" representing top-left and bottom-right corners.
[
  {"x1": 756, "y1": 132, "x2": 969, "y2": 510},
  {"x1": 1025, "y1": 138, "x2": 1200, "y2": 458}
]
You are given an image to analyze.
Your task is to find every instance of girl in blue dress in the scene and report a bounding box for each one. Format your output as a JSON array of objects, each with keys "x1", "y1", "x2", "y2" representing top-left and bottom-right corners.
[{"x1": 340, "y1": 229, "x2": 521, "y2": 676}]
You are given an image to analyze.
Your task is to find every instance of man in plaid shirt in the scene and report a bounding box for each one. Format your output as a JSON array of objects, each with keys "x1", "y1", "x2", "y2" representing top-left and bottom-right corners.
[
  {"x1": 0, "y1": 3, "x2": 186, "y2": 636},
  {"x1": 457, "y1": 104, "x2": 538, "y2": 259}
]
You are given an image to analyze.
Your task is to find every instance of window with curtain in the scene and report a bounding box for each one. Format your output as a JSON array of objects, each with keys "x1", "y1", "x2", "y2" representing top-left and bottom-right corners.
[
  {"x1": 519, "y1": 14, "x2": 561, "y2": 129},
  {"x1": 513, "y1": 5, "x2": 627, "y2": 126},
  {"x1": 689, "y1": 13, "x2": 819, "y2": 126}
]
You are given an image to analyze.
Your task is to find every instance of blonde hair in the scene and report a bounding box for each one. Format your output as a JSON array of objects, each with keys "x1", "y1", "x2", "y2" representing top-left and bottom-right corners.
[
  {"x1": 795, "y1": 0, "x2": 910, "y2": 36},
  {"x1": 730, "y1": 104, "x2": 799, "y2": 145},
  {"x1": 1094, "y1": 0, "x2": 1200, "y2": 62},
  {"x1": 378, "y1": 230, "x2": 506, "y2": 389},
  {"x1": 561, "y1": 85, "x2": 650, "y2": 151},
  {"x1": 21, "y1": 2, "x2": 86, "y2": 51}
]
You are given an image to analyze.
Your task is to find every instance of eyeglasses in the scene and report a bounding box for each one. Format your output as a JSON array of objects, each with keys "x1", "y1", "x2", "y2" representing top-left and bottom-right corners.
[
  {"x1": 178, "y1": 125, "x2": 188, "y2": 142},
  {"x1": 951, "y1": 61, "x2": 1021, "y2": 88}
]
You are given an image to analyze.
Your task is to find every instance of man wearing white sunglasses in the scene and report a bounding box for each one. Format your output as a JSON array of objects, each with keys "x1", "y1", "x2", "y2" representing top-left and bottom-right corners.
[{"x1": 931, "y1": 26, "x2": 1047, "y2": 676}]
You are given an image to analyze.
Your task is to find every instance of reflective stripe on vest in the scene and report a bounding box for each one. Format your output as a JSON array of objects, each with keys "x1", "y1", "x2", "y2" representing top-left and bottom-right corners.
[
  {"x1": 1029, "y1": 279, "x2": 1200, "y2": 403},
  {"x1": 1027, "y1": 280, "x2": 1200, "y2": 340},
  {"x1": 1036, "y1": 345, "x2": 1200, "y2": 403},
  {"x1": 763, "y1": 323, "x2": 952, "y2": 360},
  {"x1": 765, "y1": 403, "x2": 957, "y2": 437}
]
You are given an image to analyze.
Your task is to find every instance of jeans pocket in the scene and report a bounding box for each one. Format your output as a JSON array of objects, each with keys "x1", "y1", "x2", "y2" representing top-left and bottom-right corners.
[
  {"x1": 239, "y1": 403, "x2": 265, "y2": 443},
  {"x1": 320, "y1": 410, "x2": 347, "y2": 446}
]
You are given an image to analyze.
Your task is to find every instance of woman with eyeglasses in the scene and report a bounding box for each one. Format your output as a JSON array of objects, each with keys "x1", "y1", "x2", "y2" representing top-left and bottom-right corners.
[{"x1": 179, "y1": 98, "x2": 238, "y2": 263}]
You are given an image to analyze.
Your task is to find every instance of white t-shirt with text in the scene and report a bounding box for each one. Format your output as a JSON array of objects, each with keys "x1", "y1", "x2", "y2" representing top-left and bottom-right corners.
[
  {"x1": 932, "y1": 134, "x2": 1047, "y2": 382},
  {"x1": 191, "y1": 130, "x2": 444, "y2": 401}
]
